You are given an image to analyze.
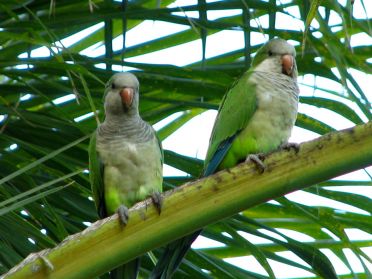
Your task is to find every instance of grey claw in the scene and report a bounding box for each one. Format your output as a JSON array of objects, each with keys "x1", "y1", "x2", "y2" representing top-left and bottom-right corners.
[
  {"x1": 151, "y1": 192, "x2": 163, "y2": 215},
  {"x1": 281, "y1": 142, "x2": 300, "y2": 153},
  {"x1": 32, "y1": 254, "x2": 54, "y2": 273},
  {"x1": 117, "y1": 205, "x2": 129, "y2": 226},
  {"x1": 246, "y1": 154, "x2": 266, "y2": 173}
]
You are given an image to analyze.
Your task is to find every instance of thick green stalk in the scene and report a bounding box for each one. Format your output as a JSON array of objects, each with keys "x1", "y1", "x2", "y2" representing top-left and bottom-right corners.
[{"x1": 4, "y1": 122, "x2": 372, "y2": 279}]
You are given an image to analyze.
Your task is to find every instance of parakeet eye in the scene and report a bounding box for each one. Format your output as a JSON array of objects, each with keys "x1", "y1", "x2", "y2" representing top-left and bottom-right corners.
[
  {"x1": 111, "y1": 82, "x2": 116, "y2": 89},
  {"x1": 268, "y1": 51, "x2": 273, "y2": 56}
]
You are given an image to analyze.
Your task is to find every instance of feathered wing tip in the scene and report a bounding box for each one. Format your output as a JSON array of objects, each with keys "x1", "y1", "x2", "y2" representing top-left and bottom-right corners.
[
  {"x1": 149, "y1": 138, "x2": 231, "y2": 279},
  {"x1": 110, "y1": 258, "x2": 140, "y2": 279}
]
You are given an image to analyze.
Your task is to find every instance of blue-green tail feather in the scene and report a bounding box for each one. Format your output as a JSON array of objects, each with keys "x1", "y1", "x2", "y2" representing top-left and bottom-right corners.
[{"x1": 149, "y1": 138, "x2": 234, "y2": 279}]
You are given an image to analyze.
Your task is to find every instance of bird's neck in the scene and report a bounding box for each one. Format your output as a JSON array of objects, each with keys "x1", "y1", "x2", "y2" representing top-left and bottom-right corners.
[{"x1": 98, "y1": 113, "x2": 152, "y2": 142}]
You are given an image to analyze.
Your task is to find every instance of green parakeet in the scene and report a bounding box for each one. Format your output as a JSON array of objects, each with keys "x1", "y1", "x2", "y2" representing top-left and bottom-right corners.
[
  {"x1": 150, "y1": 38, "x2": 299, "y2": 279},
  {"x1": 89, "y1": 72, "x2": 163, "y2": 279}
]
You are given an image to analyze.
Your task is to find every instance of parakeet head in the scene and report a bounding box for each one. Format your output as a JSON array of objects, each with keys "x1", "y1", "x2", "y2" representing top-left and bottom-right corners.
[
  {"x1": 104, "y1": 72, "x2": 140, "y2": 116},
  {"x1": 251, "y1": 38, "x2": 297, "y2": 79}
]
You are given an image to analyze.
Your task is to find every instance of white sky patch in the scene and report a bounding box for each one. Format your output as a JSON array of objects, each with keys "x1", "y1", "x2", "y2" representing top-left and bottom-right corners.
[
  {"x1": 328, "y1": 10, "x2": 343, "y2": 26},
  {"x1": 282, "y1": 5, "x2": 301, "y2": 18},
  {"x1": 257, "y1": 229, "x2": 287, "y2": 243},
  {"x1": 320, "y1": 249, "x2": 351, "y2": 275},
  {"x1": 226, "y1": 255, "x2": 316, "y2": 278},
  {"x1": 126, "y1": 38, "x2": 202, "y2": 66},
  {"x1": 153, "y1": 111, "x2": 184, "y2": 131},
  {"x1": 20, "y1": 210, "x2": 28, "y2": 216},
  {"x1": 268, "y1": 258, "x2": 315, "y2": 278},
  {"x1": 361, "y1": 247, "x2": 372, "y2": 271},
  {"x1": 277, "y1": 0, "x2": 293, "y2": 4},
  {"x1": 168, "y1": 0, "x2": 197, "y2": 8},
  {"x1": 237, "y1": 231, "x2": 274, "y2": 245},
  {"x1": 267, "y1": 199, "x2": 281, "y2": 205},
  {"x1": 332, "y1": 26, "x2": 343, "y2": 33},
  {"x1": 352, "y1": 0, "x2": 371, "y2": 19},
  {"x1": 83, "y1": 221, "x2": 92, "y2": 227},
  {"x1": 289, "y1": 126, "x2": 319, "y2": 142},
  {"x1": 74, "y1": 112, "x2": 94, "y2": 122},
  {"x1": 15, "y1": 64, "x2": 33, "y2": 69},
  {"x1": 298, "y1": 74, "x2": 369, "y2": 123},
  {"x1": 82, "y1": 21, "x2": 189, "y2": 57},
  {"x1": 94, "y1": 63, "x2": 139, "y2": 72},
  {"x1": 19, "y1": 23, "x2": 103, "y2": 58},
  {"x1": 275, "y1": 229, "x2": 315, "y2": 242},
  {"x1": 221, "y1": 232, "x2": 232, "y2": 238},
  {"x1": 344, "y1": 228, "x2": 372, "y2": 241},
  {"x1": 224, "y1": 256, "x2": 268, "y2": 276},
  {"x1": 347, "y1": 68, "x2": 372, "y2": 101},
  {"x1": 192, "y1": 235, "x2": 225, "y2": 248},
  {"x1": 298, "y1": 103, "x2": 356, "y2": 130},
  {"x1": 63, "y1": 22, "x2": 104, "y2": 47},
  {"x1": 332, "y1": 169, "x2": 372, "y2": 181},
  {"x1": 312, "y1": 31, "x2": 323, "y2": 38},
  {"x1": 276, "y1": 12, "x2": 304, "y2": 31},
  {"x1": 28, "y1": 238, "x2": 36, "y2": 245},
  {"x1": 207, "y1": 9, "x2": 241, "y2": 20},
  {"x1": 250, "y1": 14, "x2": 269, "y2": 29},
  {"x1": 20, "y1": 93, "x2": 32, "y2": 101},
  {"x1": 342, "y1": 248, "x2": 364, "y2": 273},
  {"x1": 350, "y1": 32, "x2": 372, "y2": 47},
  {"x1": 309, "y1": 18, "x2": 320, "y2": 29},
  {"x1": 205, "y1": 30, "x2": 245, "y2": 57},
  {"x1": 8, "y1": 143, "x2": 18, "y2": 151},
  {"x1": 126, "y1": 29, "x2": 268, "y2": 66},
  {"x1": 163, "y1": 164, "x2": 188, "y2": 177},
  {"x1": 161, "y1": 110, "x2": 216, "y2": 160},
  {"x1": 324, "y1": 186, "x2": 372, "y2": 199},
  {"x1": 285, "y1": 190, "x2": 369, "y2": 215},
  {"x1": 321, "y1": 228, "x2": 341, "y2": 241},
  {"x1": 171, "y1": 10, "x2": 199, "y2": 18},
  {"x1": 52, "y1": 94, "x2": 76, "y2": 105},
  {"x1": 79, "y1": 41, "x2": 104, "y2": 57},
  {"x1": 127, "y1": 21, "x2": 190, "y2": 47}
]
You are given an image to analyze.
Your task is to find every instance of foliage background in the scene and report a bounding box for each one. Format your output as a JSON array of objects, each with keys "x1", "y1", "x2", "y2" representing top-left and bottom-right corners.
[{"x1": 0, "y1": 0, "x2": 371, "y2": 278}]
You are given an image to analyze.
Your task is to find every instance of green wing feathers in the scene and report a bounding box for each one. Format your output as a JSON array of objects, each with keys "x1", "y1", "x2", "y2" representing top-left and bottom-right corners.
[
  {"x1": 205, "y1": 71, "x2": 257, "y2": 166},
  {"x1": 88, "y1": 132, "x2": 106, "y2": 218}
]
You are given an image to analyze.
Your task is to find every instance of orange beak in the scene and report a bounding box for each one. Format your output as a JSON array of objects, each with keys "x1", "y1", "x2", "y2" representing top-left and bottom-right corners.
[
  {"x1": 281, "y1": 54, "x2": 294, "y2": 76},
  {"x1": 120, "y1": 88, "x2": 134, "y2": 108}
]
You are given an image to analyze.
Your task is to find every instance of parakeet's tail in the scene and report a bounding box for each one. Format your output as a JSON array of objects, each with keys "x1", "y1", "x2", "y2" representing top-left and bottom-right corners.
[
  {"x1": 149, "y1": 141, "x2": 231, "y2": 279},
  {"x1": 149, "y1": 231, "x2": 200, "y2": 279},
  {"x1": 110, "y1": 258, "x2": 140, "y2": 279}
]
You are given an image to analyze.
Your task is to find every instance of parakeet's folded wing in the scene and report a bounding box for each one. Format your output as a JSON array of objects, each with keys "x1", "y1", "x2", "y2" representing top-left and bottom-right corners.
[
  {"x1": 88, "y1": 131, "x2": 107, "y2": 218},
  {"x1": 204, "y1": 72, "x2": 257, "y2": 174}
]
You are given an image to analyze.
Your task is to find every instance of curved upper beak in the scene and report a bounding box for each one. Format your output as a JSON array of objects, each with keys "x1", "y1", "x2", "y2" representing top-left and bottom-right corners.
[
  {"x1": 120, "y1": 87, "x2": 134, "y2": 108},
  {"x1": 281, "y1": 54, "x2": 294, "y2": 76}
]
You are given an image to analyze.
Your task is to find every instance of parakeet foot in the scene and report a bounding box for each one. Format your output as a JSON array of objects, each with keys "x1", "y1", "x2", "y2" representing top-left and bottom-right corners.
[
  {"x1": 281, "y1": 142, "x2": 300, "y2": 153},
  {"x1": 117, "y1": 205, "x2": 129, "y2": 226},
  {"x1": 246, "y1": 154, "x2": 266, "y2": 173},
  {"x1": 31, "y1": 253, "x2": 54, "y2": 273},
  {"x1": 150, "y1": 192, "x2": 163, "y2": 215}
]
